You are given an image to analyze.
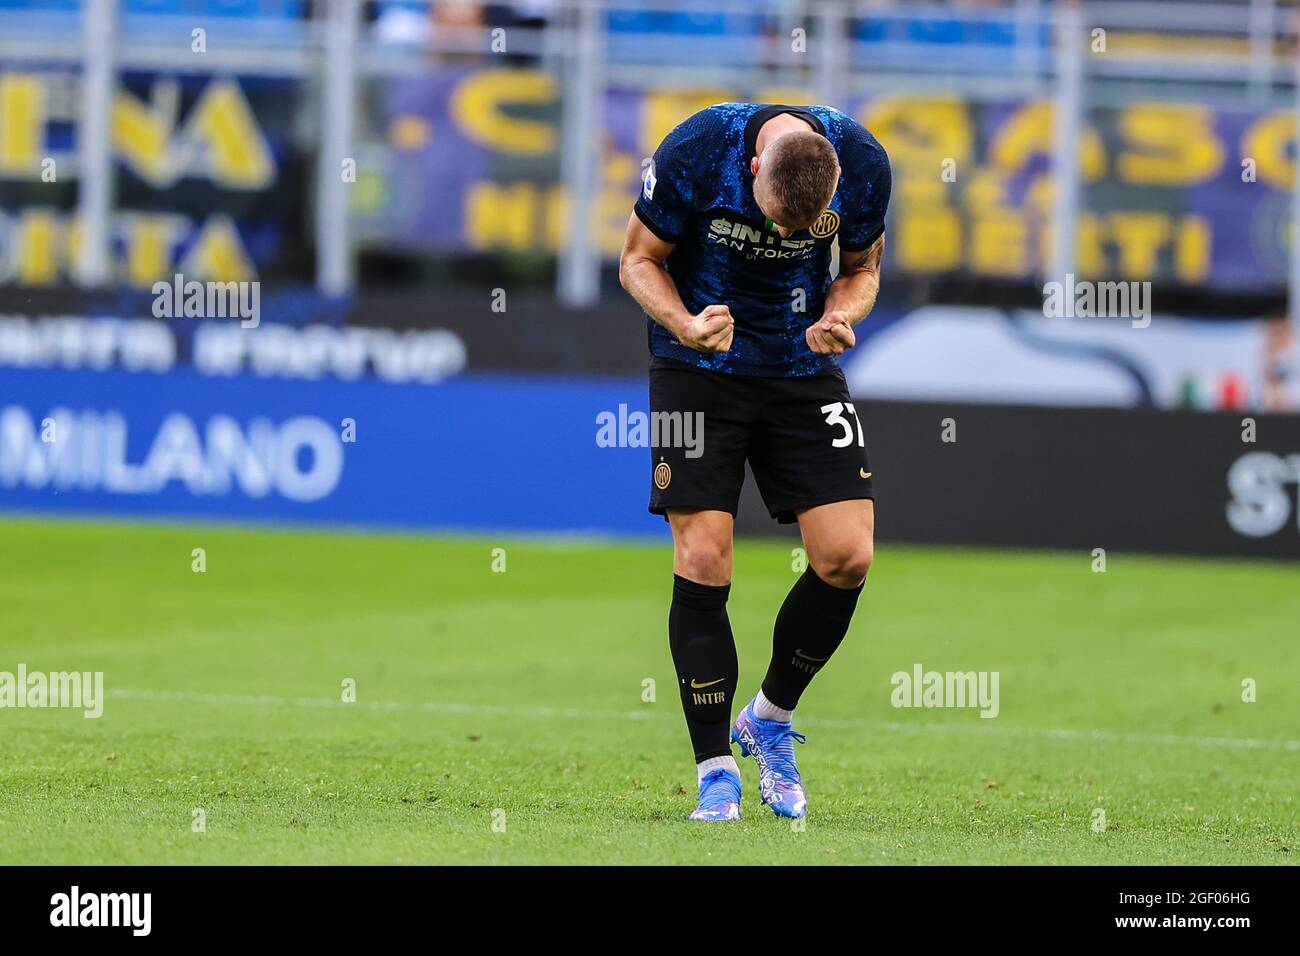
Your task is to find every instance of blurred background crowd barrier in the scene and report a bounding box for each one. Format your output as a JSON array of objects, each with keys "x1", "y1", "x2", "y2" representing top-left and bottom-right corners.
[{"x1": 2, "y1": 0, "x2": 1299, "y2": 556}]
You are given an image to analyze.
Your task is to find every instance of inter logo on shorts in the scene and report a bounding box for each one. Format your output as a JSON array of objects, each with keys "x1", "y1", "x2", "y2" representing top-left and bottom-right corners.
[
  {"x1": 809, "y1": 209, "x2": 840, "y2": 239},
  {"x1": 654, "y1": 460, "x2": 672, "y2": 490}
]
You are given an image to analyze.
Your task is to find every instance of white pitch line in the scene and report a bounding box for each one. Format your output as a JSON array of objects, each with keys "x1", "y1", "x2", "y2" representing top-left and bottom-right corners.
[
  {"x1": 107, "y1": 688, "x2": 656, "y2": 723},
  {"x1": 106, "y1": 688, "x2": 1300, "y2": 754}
]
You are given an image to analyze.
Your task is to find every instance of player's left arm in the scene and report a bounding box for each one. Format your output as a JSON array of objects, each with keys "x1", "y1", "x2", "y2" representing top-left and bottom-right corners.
[{"x1": 806, "y1": 233, "x2": 884, "y2": 356}]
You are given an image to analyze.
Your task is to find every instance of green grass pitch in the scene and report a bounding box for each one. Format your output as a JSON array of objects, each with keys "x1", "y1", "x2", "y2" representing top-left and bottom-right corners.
[{"x1": 1, "y1": 516, "x2": 1297, "y2": 865}]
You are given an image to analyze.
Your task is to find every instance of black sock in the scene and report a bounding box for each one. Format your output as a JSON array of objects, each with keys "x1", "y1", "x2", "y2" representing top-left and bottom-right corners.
[
  {"x1": 668, "y1": 574, "x2": 738, "y2": 762},
  {"x1": 761, "y1": 566, "x2": 863, "y2": 711}
]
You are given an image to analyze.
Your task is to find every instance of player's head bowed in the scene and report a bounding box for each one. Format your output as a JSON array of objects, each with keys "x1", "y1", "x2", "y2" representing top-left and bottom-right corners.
[{"x1": 750, "y1": 130, "x2": 840, "y2": 237}]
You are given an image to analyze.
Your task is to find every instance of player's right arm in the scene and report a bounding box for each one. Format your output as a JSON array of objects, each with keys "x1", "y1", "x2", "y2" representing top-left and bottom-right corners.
[
  {"x1": 620, "y1": 109, "x2": 733, "y2": 353},
  {"x1": 618, "y1": 214, "x2": 733, "y2": 353}
]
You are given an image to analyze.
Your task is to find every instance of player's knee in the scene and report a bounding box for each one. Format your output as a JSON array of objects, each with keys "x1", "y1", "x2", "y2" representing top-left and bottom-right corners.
[
  {"x1": 675, "y1": 539, "x2": 733, "y2": 586},
  {"x1": 813, "y1": 541, "x2": 872, "y2": 588}
]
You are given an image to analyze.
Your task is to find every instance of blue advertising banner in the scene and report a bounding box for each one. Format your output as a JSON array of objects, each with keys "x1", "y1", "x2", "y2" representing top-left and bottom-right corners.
[
  {"x1": 5, "y1": 364, "x2": 1300, "y2": 558},
  {"x1": 0, "y1": 367, "x2": 666, "y2": 537}
]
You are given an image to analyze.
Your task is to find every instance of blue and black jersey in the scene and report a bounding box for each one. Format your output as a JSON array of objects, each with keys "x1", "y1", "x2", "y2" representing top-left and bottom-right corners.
[{"x1": 634, "y1": 103, "x2": 891, "y2": 378}]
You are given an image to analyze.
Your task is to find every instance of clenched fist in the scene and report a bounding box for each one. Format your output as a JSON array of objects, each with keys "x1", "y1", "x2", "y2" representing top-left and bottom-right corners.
[
  {"x1": 806, "y1": 310, "x2": 855, "y2": 355},
  {"x1": 677, "y1": 304, "x2": 734, "y2": 353}
]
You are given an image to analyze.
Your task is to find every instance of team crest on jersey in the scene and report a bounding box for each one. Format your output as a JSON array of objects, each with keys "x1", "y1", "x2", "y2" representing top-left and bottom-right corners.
[
  {"x1": 654, "y1": 460, "x2": 672, "y2": 490},
  {"x1": 642, "y1": 160, "x2": 657, "y2": 201},
  {"x1": 810, "y1": 209, "x2": 840, "y2": 239}
]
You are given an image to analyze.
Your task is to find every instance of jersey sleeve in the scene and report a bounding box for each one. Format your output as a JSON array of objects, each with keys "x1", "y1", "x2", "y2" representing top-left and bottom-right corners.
[
  {"x1": 633, "y1": 111, "x2": 709, "y2": 244},
  {"x1": 838, "y1": 134, "x2": 892, "y2": 252}
]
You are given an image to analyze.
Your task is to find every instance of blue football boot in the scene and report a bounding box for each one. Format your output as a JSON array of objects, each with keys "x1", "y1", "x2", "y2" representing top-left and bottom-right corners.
[
  {"x1": 732, "y1": 699, "x2": 808, "y2": 818},
  {"x1": 688, "y1": 768, "x2": 742, "y2": 821}
]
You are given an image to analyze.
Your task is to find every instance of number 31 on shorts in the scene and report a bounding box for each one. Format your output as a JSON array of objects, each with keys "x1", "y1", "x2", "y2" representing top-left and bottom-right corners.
[{"x1": 820, "y1": 402, "x2": 864, "y2": 448}]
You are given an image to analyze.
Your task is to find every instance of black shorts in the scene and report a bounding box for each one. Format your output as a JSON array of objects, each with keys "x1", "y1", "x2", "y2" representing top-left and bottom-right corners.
[{"x1": 647, "y1": 357, "x2": 874, "y2": 524}]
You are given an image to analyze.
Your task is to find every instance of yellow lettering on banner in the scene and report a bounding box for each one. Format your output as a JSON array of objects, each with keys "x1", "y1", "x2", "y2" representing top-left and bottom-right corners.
[
  {"x1": 389, "y1": 115, "x2": 431, "y2": 151},
  {"x1": 603, "y1": 147, "x2": 638, "y2": 192},
  {"x1": 599, "y1": 185, "x2": 634, "y2": 255},
  {"x1": 989, "y1": 101, "x2": 1106, "y2": 182},
  {"x1": 963, "y1": 169, "x2": 1009, "y2": 210},
  {"x1": 1025, "y1": 179, "x2": 1101, "y2": 275},
  {"x1": 178, "y1": 215, "x2": 255, "y2": 282},
  {"x1": 1077, "y1": 213, "x2": 1104, "y2": 278},
  {"x1": 123, "y1": 213, "x2": 183, "y2": 288},
  {"x1": 112, "y1": 89, "x2": 172, "y2": 186},
  {"x1": 900, "y1": 178, "x2": 945, "y2": 204},
  {"x1": 1038, "y1": 218, "x2": 1056, "y2": 277},
  {"x1": 544, "y1": 184, "x2": 565, "y2": 252},
  {"x1": 544, "y1": 184, "x2": 627, "y2": 256},
  {"x1": 970, "y1": 210, "x2": 1028, "y2": 277},
  {"x1": 17, "y1": 208, "x2": 58, "y2": 285},
  {"x1": 451, "y1": 70, "x2": 556, "y2": 155},
  {"x1": 1025, "y1": 171, "x2": 1054, "y2": 221},
  {"x1": 1107, "y1": 211, "x2": 1171, "y2": 278},
  {"x1": 862, "y1": 96, "x2": 972, "y2": 178},
  {"x1": 1175, "y1": 215, "x2": 1210, "y2": 283},
  {"x1": 1036, "y1": 214, "x2": 1102, "y2": 279},
  {"x1": 1117, "y1": 104, "x2": 1223, "y2": 185},
  {"x1": 897, "y1": 178, "x2": 960, "y2": 273},
  {"x1": 185, "y1": 81, "x2": 275, "y2": 189},
  {"x1": 65, "y1": 216, "x2": 83, "y2": 278},
  {"x1": 466, "y1": 181, "x2": 538, "y2": 251},
  {"x1": 642, "y1": 89, "x2": 731, "y2": 158},
  {"x1": 896, "y1": 205, "x2": 962, "y2": 273},
  {"x1": 0, "y1": 74, "x2": 43, "y2": 174},
  {"x1": 1240, "y1": 111, "x2": 1293, "y2": 191}
]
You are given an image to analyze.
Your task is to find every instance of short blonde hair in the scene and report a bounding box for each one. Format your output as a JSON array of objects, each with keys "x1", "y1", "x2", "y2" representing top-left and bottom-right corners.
[{"x1": 763, "y1": 131, "x2": 840, "y2": 229}]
